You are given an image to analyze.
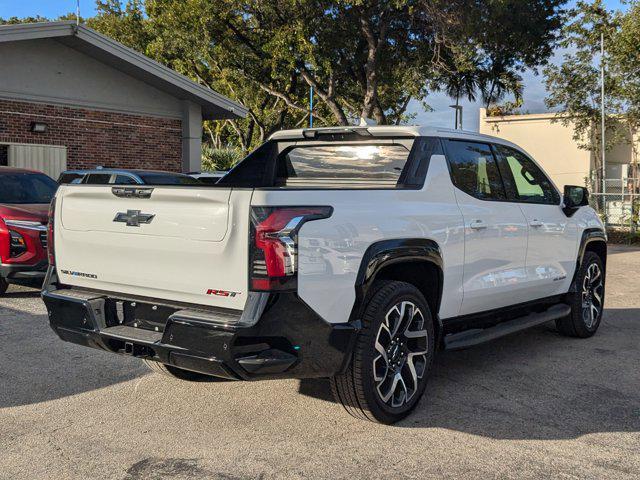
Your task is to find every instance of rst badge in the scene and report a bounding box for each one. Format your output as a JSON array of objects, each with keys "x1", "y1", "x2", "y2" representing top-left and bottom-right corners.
[
  {"x1": 206, "y1": 289, "x2": 241, "y2": 298},
  {"x1": 113, "y1": 210, "x2": 155, "y2": 227}
]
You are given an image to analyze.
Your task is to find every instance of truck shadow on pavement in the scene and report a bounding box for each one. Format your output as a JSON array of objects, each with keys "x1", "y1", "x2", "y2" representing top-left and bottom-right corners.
[
  {"x1": 0, "y1": 304, "x2": 147, "y2": 408},
  {"x1": 300, "y1": 307, "x2": 640, "y2": 439},
  {"x1": 3, "y1": 295, "x2": 638, "y2": 442}
]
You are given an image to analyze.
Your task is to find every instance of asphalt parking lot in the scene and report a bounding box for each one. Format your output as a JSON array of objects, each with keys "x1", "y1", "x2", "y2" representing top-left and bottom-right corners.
[{"x1": 1, "y1": 245, "x2": 639, "y2": 480}]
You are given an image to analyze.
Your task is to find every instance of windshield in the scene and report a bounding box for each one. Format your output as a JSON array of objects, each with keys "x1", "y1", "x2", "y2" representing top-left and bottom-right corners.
[
  {"x1": 137, "y1": 173, "x2": 201, "y2": 185},
  {"x1": 0, "y1": 173, "x2": 57, "y2": 204}
]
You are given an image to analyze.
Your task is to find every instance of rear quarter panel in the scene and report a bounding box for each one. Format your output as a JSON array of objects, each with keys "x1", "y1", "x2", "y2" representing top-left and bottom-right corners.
[{"x1": 251, "y1": 154, "x2": 465, "y2": 324}]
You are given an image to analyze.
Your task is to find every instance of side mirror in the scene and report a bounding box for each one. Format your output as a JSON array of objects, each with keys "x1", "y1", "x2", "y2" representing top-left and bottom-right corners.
[{"x1": 563, "y1": 185, "x2": 589, "y2": 213}]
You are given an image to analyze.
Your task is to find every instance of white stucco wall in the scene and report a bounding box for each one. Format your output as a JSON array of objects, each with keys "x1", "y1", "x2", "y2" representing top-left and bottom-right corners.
[
  {"x1": 0, "y1": 38, "x2": 183, "y2": 118},
  {"x1": 479, "y1": 109, "x2": 592, "y2": 189}
]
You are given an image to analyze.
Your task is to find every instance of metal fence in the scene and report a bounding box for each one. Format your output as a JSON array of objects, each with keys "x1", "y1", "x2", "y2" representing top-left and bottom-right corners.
[{"x1": 589, "y1": 177, "x2": 640, "y2": 229}]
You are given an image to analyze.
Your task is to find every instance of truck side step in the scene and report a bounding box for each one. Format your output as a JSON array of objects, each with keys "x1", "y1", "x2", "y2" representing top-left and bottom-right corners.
[{"x1": 444, "y1": 303, "x2": 571, "y2": 350}]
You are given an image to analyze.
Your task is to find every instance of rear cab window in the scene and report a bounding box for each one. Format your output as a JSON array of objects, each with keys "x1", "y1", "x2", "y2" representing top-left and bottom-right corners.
[
  {"x1": 276, "y1": 144, "x2": 411, "y2": 188},
  {"x1": 219, "y1": 135, "x2": 442, "y2": 189}
]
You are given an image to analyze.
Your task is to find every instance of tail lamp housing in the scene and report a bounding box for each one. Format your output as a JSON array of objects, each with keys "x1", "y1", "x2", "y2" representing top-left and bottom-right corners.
[
  {"x1": 47, "y1": 197, "x2": 56, "y2": 266},
  {"x1": 250, "y1": 206, "x2": 332, "y2": 291}
]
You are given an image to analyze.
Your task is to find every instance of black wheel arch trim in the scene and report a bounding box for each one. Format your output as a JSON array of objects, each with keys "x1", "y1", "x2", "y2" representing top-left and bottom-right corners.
[
  {"x1": 569, "y1": 228, "x2": 607, "y2": 292},
  {"x1": 350, "y1": 238, "x2": 444, "y2": 339}
]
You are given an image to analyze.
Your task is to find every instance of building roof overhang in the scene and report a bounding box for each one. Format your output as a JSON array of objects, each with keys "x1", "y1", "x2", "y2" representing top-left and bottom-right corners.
[{"x1": 0, "y1": 21, "x2": 247, "y2": 120}]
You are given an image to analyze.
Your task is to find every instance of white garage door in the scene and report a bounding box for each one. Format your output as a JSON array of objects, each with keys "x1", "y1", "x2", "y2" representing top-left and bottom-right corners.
[{"x1": 7, "y1": 144, "x2": 68, "y2": 180}]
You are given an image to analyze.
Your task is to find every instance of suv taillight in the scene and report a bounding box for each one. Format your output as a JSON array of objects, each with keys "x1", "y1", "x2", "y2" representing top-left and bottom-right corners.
[
  {"x1": 250, "y1": 206, "x2": 332, "y2": 291},
  {"x1": 47, "y1": 197, "x2": 55, "y2": 266}
]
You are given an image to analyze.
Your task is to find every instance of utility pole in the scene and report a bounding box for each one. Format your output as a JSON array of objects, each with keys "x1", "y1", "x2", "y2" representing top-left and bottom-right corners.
[
  {"x1": 309, "y1": 86, "x2": 314, "y2": 128},
  {"x1": 601, "y1": 32, "x2": 606, "y2": 199},
  {"x1": 449, "y1": 105, "x2": 463, "y2": 130},
  {"x1": 76, "y1": 0, "x2": 80, "y2": 26}
]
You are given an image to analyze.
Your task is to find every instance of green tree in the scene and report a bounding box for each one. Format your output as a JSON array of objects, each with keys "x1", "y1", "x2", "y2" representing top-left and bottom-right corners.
[
  {"x1": 609, "y1": 0, "x2": 640, "y2": 169},
  {"x1": 3, "y1": 1, "x2": 567, "y2": 152},
  {"x1": 140, "y1": 0, "x2": 565, "y2": 147},
  {"x1": 86, "y1": 1, "x2": 151, "y2": 53},
  {"x1": 544, "y1": 0, "x2": 623, "y2": 192},
  {"x1": 432, "y1": 0, "x2": 563, "y2": 112},
  {"x1": 0, "y1": 16, "x2": 50, "y2": 25}
]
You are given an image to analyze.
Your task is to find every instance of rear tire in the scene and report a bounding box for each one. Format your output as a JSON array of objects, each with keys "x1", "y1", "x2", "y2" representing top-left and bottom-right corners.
[
  {"x1": 330, "y1": 280, "x2": 435, "y2": 424},
  {"x1": 556, "y1": 251, "x2": 605, "y2": 338},
  {"x1": 0, "y1": 277, "x2": 8, "y2": 295},
  {"x1": 143, "y1": 359, "x2": 223, "y2": 382}
]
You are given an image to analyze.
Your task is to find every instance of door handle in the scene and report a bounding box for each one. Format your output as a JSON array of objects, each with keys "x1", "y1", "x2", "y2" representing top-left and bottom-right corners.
[
  {"x1": 529, "y1": 219, "x2": 544, "y2": 228},
  {"x1": 469, "y1": 220, "x2": 487, "y2": 230}
]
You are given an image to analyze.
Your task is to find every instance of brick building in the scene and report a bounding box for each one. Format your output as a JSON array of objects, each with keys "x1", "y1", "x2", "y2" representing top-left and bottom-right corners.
[{"x1": 0, "y1": 21, "x2": 247, "y2": 178}]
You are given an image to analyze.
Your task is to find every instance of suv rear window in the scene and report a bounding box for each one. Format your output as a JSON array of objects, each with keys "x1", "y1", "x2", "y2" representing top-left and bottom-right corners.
[{"x1": 277, "y1": 144, "x2": 411, "y2": 187}]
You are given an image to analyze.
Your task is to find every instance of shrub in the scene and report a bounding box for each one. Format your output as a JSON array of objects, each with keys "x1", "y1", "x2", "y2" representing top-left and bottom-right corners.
[{"x1": 201, "y1": 144, "x2": 244, "y2": 172}]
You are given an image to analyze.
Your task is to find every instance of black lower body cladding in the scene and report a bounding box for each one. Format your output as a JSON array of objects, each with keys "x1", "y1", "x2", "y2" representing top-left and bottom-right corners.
[
  {"x1": 1, "y1": 260, "x2": 48, "y2": 288},
  {"x1": 42, "y1": 271, "x2": 360, "y2": 380}
]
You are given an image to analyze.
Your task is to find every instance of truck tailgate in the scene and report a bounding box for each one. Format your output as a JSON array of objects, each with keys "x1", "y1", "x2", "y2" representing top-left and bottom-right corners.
[{"x1": 54, "y1": 185, "x2": 252, "y2": 310}]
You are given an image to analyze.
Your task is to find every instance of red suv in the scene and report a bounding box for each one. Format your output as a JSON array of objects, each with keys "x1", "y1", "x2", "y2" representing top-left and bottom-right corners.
[{"x1": 0, "y1": 167, "x2": 58, "y2": 294}]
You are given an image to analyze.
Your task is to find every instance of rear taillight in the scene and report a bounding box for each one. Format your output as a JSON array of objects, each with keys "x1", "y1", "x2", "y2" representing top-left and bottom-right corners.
[
  {"x1": 47, "y1": 197, "x2": 55, "y2": 266},
  {"x1": 250, "y1": 206, "x2": 332, "y2": 291}
]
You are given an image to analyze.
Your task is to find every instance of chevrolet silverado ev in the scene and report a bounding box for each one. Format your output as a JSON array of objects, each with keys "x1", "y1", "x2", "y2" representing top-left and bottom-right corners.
[{"x1": 42, "y1": 126, "x2": 607, "y2": 424}]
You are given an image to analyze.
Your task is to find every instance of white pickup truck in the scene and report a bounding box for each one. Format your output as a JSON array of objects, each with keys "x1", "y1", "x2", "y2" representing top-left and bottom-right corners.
[{"x1": 43, "y1": 126, "x2": 606, "y2": 424}]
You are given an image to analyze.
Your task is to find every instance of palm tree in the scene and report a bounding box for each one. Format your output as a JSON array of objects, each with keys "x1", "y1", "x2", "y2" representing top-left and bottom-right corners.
[
  {"x1": 441, "y1": 70, "x2": 480, "y2": 128},
  {"x1": 480, "y1": 67, "x2": 524, "y2": 110}
]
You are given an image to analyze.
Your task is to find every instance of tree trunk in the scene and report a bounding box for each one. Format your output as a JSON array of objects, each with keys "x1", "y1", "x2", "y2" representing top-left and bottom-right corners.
[
  {"x1": 485, "y1": 81, "x2": 496, "y2": 110},
  {"x1": 300, "y1": 69, "x2": 349, "y2": 125},
  {"x1": 359, "y1": 11, "x2": 388, "y2": 122},
  {"x1": 361, "y1": 42, "x2": 378, "y2": 119}
]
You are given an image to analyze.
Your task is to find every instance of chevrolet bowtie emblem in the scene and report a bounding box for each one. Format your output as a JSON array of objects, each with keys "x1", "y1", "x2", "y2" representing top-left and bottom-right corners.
[{"x1": 113, "y1": 210, "x2": 155, "y2": 227}]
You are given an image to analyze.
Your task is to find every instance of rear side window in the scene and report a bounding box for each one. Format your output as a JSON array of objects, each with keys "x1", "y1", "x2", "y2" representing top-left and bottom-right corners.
[
  {"x1": 58, "y1": 173, "x2": 83, "y2": 184},
  {"x1": 137, "y1": 173, "x2": 200, "y2": 185},
  {"x1": 445, "y1": 140, "x2": 505, "y2": 200},
  {"x1": 276, "y1": 144, "x2": 411, "y2": 188},
  {"x1": 114, "y1": 175, "x2": 137, "y2": 185},
  {"x1": 84, "y1": 174, "x2": 111, "y2": 185}
]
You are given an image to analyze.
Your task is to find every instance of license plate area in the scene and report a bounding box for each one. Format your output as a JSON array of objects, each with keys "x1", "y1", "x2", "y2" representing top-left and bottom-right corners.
[{"x1": 104, "y1": 298, "x2": 176, "y2": 333}]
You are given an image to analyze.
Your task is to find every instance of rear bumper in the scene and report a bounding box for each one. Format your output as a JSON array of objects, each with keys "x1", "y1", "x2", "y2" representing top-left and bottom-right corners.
[{"x1": 42, "y1": 271, "x2": 360, "y2": 380}]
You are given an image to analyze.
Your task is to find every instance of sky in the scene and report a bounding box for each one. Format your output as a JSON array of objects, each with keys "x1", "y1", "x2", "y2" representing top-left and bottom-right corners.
[{"x1": 0, "y1": 0, "x2": 631, "y2": 131}]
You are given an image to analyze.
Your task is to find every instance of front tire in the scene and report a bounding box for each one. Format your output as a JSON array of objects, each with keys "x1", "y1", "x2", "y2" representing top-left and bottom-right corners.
[
  {"x1": 0, "y1": 277, "x2": 8, "y2": 295},
  {"x1": 331, "y1": 280, "x2": 435, "y2": 424},
  {"x1": 556, "y1": 251, "x2": 605, "y2": 338}
]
